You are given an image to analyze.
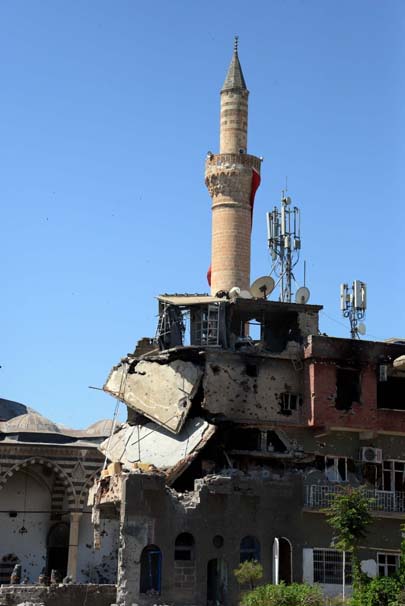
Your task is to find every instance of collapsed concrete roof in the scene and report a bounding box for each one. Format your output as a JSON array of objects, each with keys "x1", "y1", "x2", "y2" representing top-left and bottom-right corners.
[
  {"x1": 99, "y1": 417, "x2": 216, "y2": 484},
  {"x1": 103, "y1": 358, "x2": 203, "y2": 434}
]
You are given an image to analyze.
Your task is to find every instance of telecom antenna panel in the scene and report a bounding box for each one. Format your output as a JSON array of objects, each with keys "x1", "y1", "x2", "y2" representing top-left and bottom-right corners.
[
  {"x1": 266, "y1": 190, "x2": 308, "y2": 303},
  {"x1": 340, "y1": 280, "x2": 367, "y2": 339}
]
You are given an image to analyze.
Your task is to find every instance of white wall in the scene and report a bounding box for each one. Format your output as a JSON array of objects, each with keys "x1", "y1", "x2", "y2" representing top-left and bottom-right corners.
[
  {"x1": 0, "y1": 471, "x2": 51, "y2": 582},
  {"x1": 76, "y1": 513, "x2": 119, "y2": 583}
]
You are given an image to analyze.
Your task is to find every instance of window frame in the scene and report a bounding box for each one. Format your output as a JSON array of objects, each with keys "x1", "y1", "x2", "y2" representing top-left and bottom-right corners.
[
  {"x1": 313, "y1": 548, "x2": 352, "y2": 585},
  {"x1": 377, "y1": 552, "x2": 399, "y2": 577}
]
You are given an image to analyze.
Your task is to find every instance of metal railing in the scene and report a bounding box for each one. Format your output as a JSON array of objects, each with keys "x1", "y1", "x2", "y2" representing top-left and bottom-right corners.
[{"x1": 305, "y1": 484, "x2": 405, "y2": 513}]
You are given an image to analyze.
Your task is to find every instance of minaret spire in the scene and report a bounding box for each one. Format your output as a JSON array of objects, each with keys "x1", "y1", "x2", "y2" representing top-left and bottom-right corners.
[
  {"x1": 222, "y1": 36, "x2": 247, "y2": 93},
  {"x1": 205, "y1": 40, "x2": 261, "y2": 295}
]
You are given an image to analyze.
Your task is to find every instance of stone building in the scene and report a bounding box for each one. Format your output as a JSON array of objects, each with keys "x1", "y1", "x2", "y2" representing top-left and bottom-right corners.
[
  {"x1": 91, "y1": 41, "x2": 405, "y2": 606},
  {"x1": 0, "y1": 397, "x2": 119, "y2": 586}
]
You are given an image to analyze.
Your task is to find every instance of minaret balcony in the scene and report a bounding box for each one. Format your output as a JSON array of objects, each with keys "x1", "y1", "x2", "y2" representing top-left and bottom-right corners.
[{"x1": 205, "y1": 153, "x2": 261, "y2": 173}]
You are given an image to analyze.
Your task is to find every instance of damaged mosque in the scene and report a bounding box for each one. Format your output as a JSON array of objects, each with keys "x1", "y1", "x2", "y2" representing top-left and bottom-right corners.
[{"x1": 2, "y1": 39, "x2": 405, "y2": 606}]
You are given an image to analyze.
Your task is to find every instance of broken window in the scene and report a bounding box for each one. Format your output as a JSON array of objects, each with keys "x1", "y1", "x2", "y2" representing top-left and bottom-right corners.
[
  {"x1": 280, "y1": 393, "x2": 302, "y2": 414},
  {"x1": 228, "y1": 304, "x2": 301, "y2": 353},
  {"x1": 377, "y1": 376, "x2": 405, "y2": 410},
  {"x1": 190, "y1": 305, "x2": 221, "y2": 346},
  {"x1": 140, "y1": 545, "x2": 162, "y2": 594},
  {"x1": 324, "y1": 457, "x2": 347, "y2": 482},
  {"x1": 335, "y1": 368, "x2": 361, "y2": 410},
  {"x1": 261, "y1": 311, "x2": 301, "y2": 353},
  {"x1": 240, "y1": 536, "x2": 261, "y2": 563},
  {"x1": 267, "y1": 431, "x2": 288, "y2": 453},
  {"x1": 156, "y1": 304, "x2": 184, "y2": 350},
  {"x1": 228, "y1": 428, "x2": 261, "y2": 452},
  {"x1": 175, "y1": 533, "x2": 195, "y2": 561}
]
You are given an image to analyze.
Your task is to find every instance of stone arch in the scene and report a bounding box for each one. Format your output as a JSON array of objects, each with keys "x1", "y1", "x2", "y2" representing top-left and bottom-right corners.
[
  {"x1": 0, "y1": 457, "x2": 77, "y2": 510},
  {"x1": 78, "y1": 467, "x2": 103, "y2": 509}
]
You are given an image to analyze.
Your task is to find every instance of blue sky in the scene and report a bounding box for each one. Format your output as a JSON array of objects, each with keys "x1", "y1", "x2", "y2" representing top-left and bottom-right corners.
[{"x1": 1, "y1": 1, "x2": 404, "y2": 427}]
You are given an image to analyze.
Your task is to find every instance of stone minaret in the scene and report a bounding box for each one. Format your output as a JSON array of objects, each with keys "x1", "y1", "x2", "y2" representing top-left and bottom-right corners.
[{"x1": 205, "y1": 37, "x2": 261, "y2": 295}]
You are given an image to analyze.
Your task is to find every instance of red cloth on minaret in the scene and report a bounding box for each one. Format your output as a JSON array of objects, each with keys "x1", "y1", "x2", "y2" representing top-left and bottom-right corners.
[{"x1": 207, "y1": 168, "x2": 261, "y2": 286}]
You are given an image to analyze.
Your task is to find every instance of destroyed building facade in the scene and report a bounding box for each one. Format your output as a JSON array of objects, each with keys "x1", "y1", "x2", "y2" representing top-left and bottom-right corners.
[{"x1": 92, "y1": 41, "x2": 405, "y2": 605}]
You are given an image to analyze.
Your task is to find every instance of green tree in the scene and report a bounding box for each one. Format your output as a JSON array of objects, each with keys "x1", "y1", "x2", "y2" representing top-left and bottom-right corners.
[
  {"x1": 233, "y1": 560, "x2": 263, "y2": 590},
  {"x1": 324, "y1": 486, "x2": 373, "y2": 598}
]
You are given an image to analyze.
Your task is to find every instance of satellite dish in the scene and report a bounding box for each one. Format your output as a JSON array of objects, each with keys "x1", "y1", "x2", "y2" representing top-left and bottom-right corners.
[
  {"x1": 358, "y1": 323, "x2": 366, "y2": 336},
  {"x1": 250, "y1": 276, "x2": 275, "y2": 299},
  {"x1": 295, "y1": 286, "x2": 310, "y2": 304},
  {"x1": 229, "y1": 286, "x2": 241, "y2": 298},
  {"x1": 239, "y1": 289, "x2": 253, "y2": 299}
]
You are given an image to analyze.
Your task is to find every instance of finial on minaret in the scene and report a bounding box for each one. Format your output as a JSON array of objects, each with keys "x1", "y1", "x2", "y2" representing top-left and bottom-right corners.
[{"x1": 222, "y1": 36, "x2": 247, "y2": 92}]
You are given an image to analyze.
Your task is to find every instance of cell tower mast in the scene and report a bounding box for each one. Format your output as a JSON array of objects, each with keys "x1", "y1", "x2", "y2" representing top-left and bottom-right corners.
[
  {"x1": 266, "y1": 192, "x2": 301, "y2": 302},
  {"x1": 340, "y1": 280, "x2": 367, "y2": 339}
]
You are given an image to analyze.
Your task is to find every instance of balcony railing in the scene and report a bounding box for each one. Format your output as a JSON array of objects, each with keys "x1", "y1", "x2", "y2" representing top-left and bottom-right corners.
[{"x1": 305, "y1": 484, "x2": 405, "y2": 513}]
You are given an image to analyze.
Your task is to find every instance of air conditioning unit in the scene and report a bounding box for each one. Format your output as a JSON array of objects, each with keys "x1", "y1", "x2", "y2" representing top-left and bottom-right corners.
[{"x1": 360, "y1": 447, "x2": 383, "y2": 464}]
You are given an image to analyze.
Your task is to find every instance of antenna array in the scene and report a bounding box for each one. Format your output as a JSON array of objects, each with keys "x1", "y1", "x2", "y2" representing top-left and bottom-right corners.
[
  {"x1": 340, "y1": 280, "x2": 367, "y2": 339},
  {"x1": 266, "y1": 193, "x2": 301, "y2": 302}
]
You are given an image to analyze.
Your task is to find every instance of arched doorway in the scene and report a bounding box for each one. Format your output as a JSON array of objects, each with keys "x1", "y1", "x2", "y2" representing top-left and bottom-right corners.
[
  {"x1": 47, "y1": 522, "x2": 69, "y2": 577},
  {"x1": 140, "y1": 545, "x2": 162, "y2": 594},
  {"x1": 207, "y1": 558, "x2": 227, "y2": 606},
  {"x1": 273, "y1": 537, "x2": 292, "y2": 584}
]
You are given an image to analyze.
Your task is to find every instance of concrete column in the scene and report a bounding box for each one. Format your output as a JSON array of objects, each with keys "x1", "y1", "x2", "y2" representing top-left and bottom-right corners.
[{"x1": 67, "y1": 511, "x2": 82, "y2": 580}]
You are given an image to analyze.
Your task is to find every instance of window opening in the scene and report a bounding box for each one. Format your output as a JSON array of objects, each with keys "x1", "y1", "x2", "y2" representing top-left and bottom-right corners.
[
  {"x1": 377, "y1": 376, "x2": 405, "y2": 410},
  {"x1": 336, "y1": 368, "x2": 360, "y2": 410},
  {"x1": 245, "y1": 363, "x2": 258, "y2": 378},
  {"x1": 267, "y1": 431, "x2": 288, "y2": 453},
  {"x1": 313, "y1": 549, "x2": 352, "y2": 584},
  {"x1": 383, "y1": 460, "x2": 405, "y2": 492},
  {"x1": 213, "y1": 535, "x2": 224, "y2": 549},
  {"x1": 377, "y1": 552, "x2": 399, "y2": 577},
  {"x1": 228, "y1": 428, "x2": 261, "y2": 452},
  {"x1": 174, "y1": 533, "x2": 194, "y2": 561},
  {"x1": 325, "y1": 457, "x2": 347, "y2": 482},
  {"x1": 240, "y1": 536, "x2": 261, "y2": 563},
  {"x1": 191, "y1": 305, "x2": 220, "y2": 346},
  {"x1": 140, "y1": 545, "x2": 162, "y2": 594},
  {"x1": 280, "y1": 393, "x2": 302, "y2": 413}
]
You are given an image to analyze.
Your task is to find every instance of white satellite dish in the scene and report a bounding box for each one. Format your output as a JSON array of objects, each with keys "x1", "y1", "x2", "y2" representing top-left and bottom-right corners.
[
  {"x1": 358, "y1": 323, "x2": 366, "y2": 336},
  {"x1": 229, "y1": 286, "x2": 241, "y2": 298},
  {"x1": 295, "y1": 286, "x2": 310, "y2": 304},
  {"x1": 239, "y1": 289, "x2": 253, "y2": 299},
  {"x1": 250, "y1": 276, "x2": 275, "y2": 299}
]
